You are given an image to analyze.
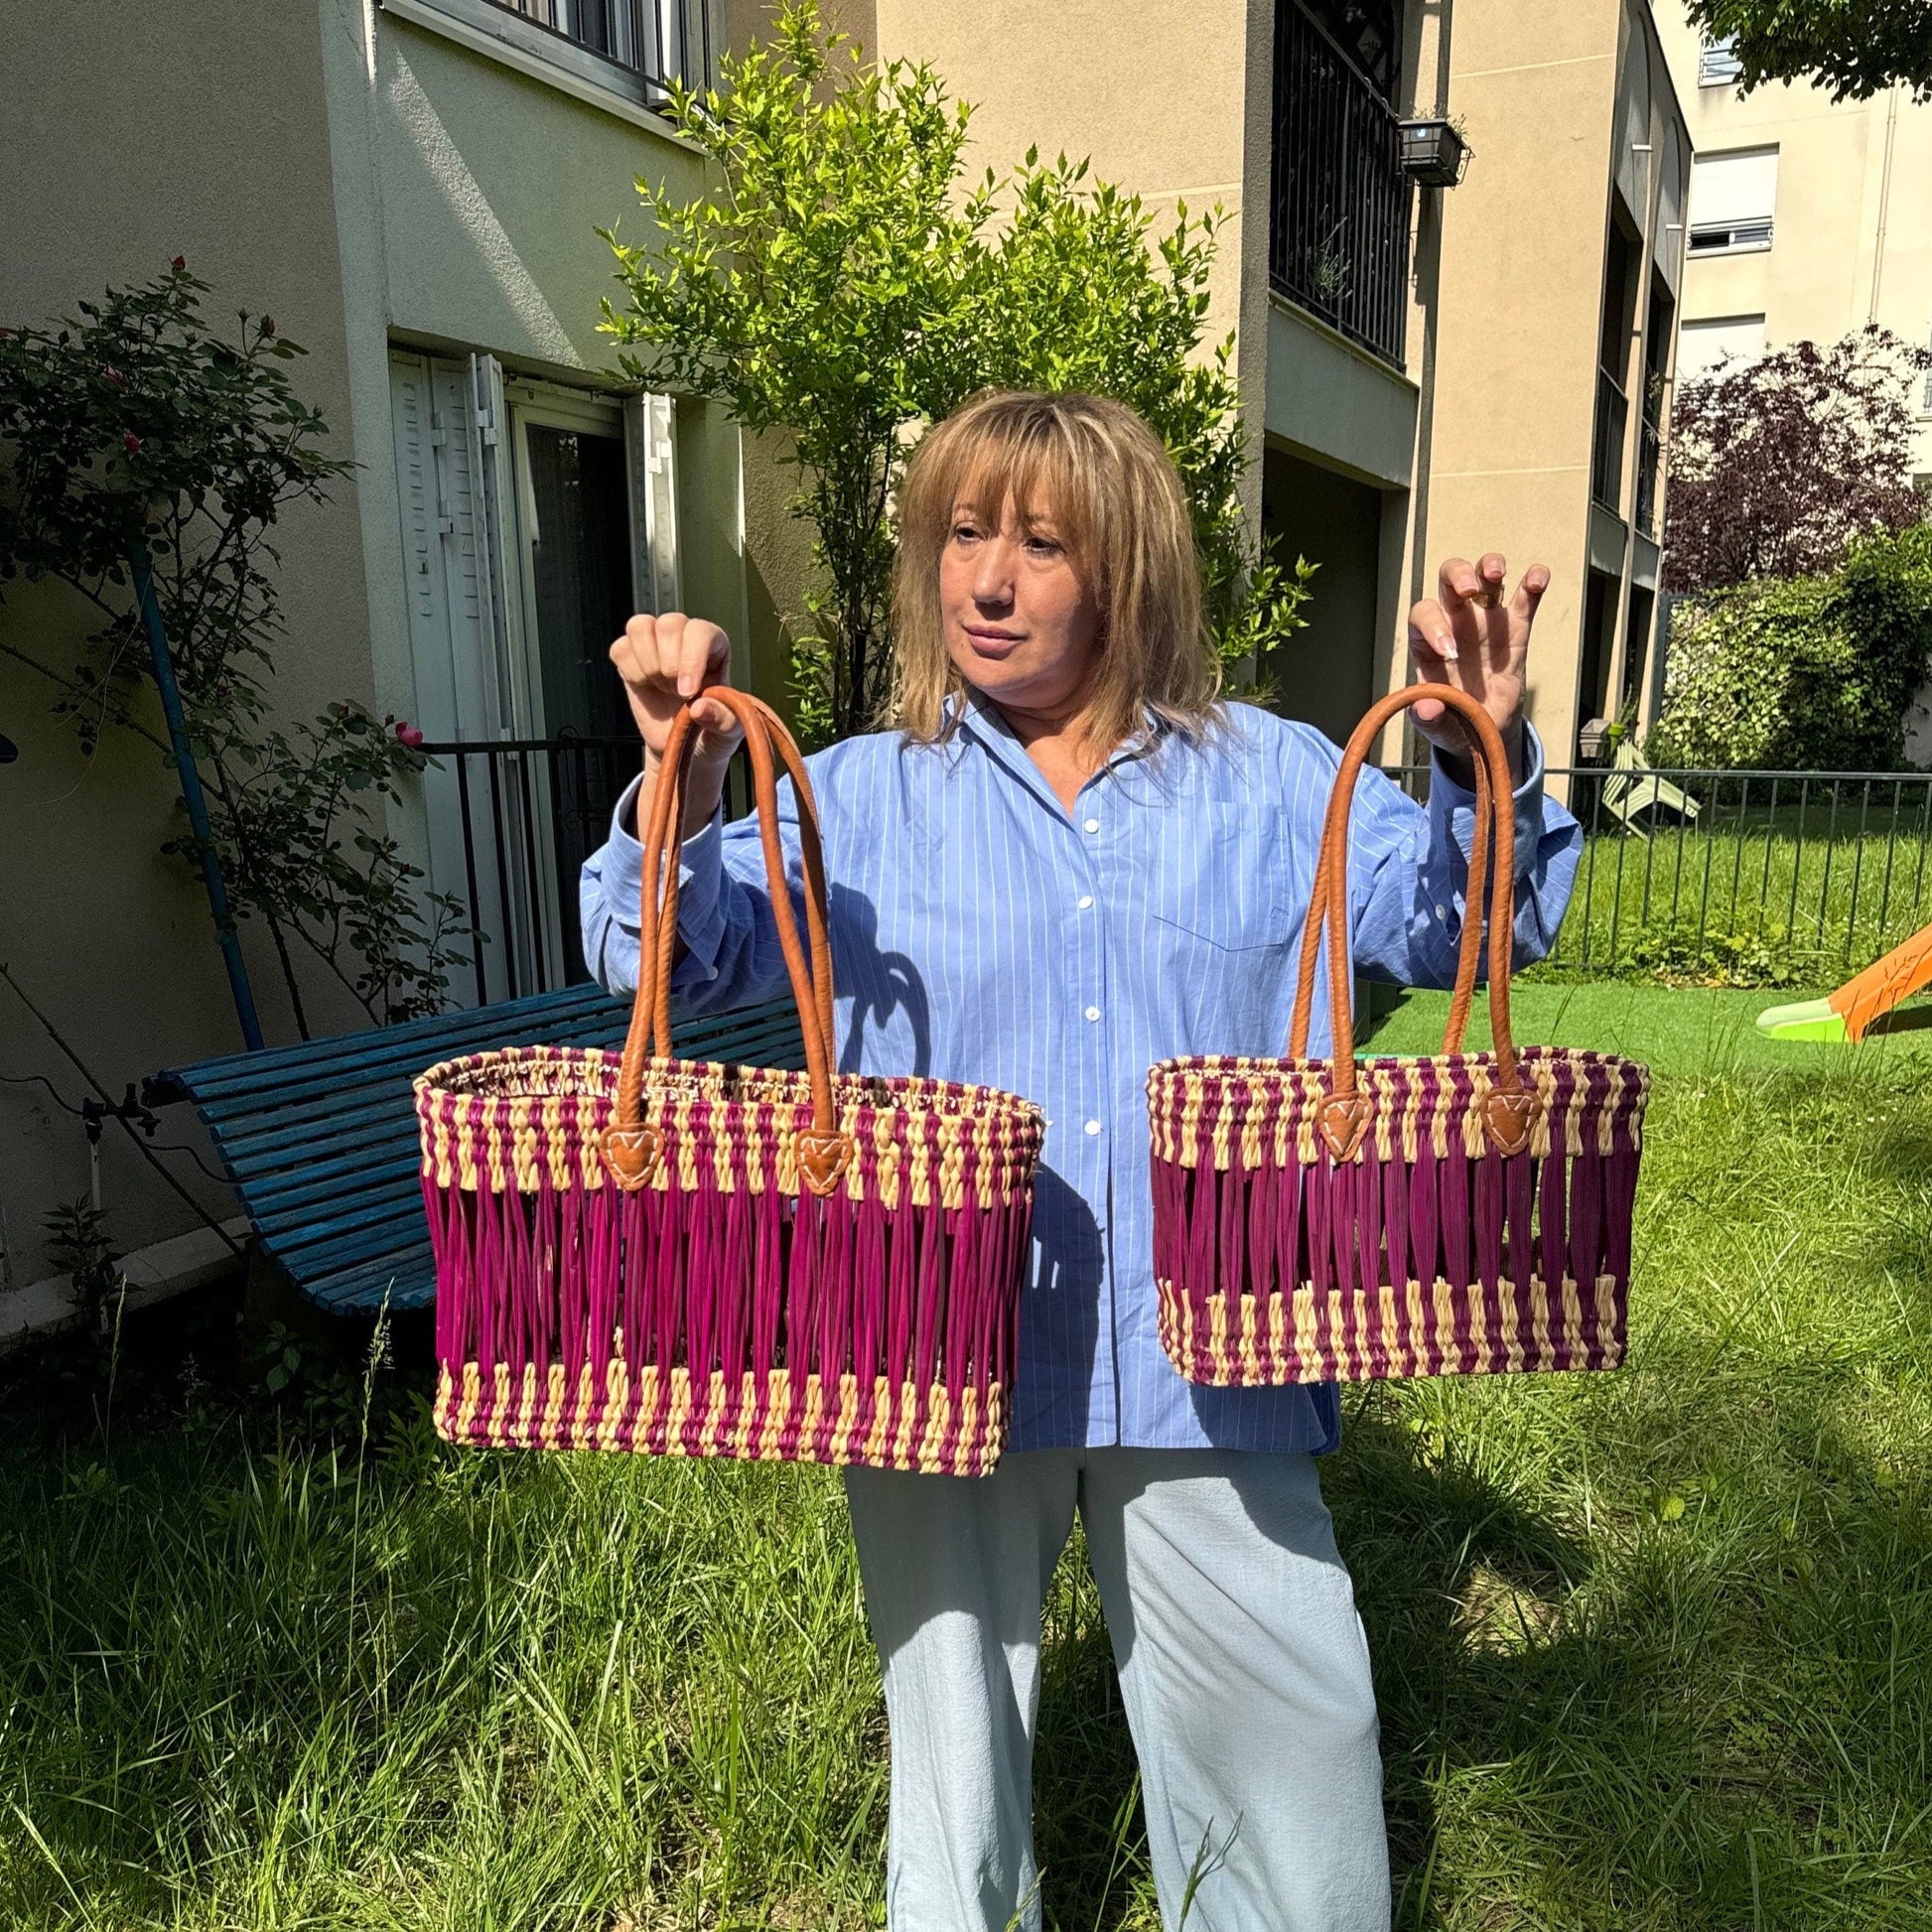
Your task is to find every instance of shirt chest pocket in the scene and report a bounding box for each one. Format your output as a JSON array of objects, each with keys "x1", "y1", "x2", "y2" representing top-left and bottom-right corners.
[
  {"x1": 1145, "y1": 803, "x2": 1304, "y2": 951},
  {"x1": 1138, "y1": 803, "x2": 1312, "y2": 1054}
]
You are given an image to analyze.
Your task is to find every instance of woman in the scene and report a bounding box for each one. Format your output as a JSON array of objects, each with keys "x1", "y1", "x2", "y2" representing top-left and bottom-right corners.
[{"x1": 582, "y1": 390, "x2": 1581, "y2": 1930}]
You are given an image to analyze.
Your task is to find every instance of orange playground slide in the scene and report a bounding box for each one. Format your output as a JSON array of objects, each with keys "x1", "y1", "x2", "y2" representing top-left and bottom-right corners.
[{"x1": 1757, "y1": 920, "x2": 1932, "y2": 1042}]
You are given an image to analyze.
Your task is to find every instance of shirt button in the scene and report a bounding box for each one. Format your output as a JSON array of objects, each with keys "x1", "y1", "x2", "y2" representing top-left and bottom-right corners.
[
  {"x1": 1077, "y1": 894, "x2": 1094, "y2": 910},
  {"x1": 1084, "y1": 1005, "x2": 1101, "y2": 1022},
  {"x1": 1083, "y1": 817, "x2": 1100, "y2": 834},
  {"x1": 1435, "y1": 903, "x2": 1449, "y2": 919},
  {"x1": 1084, "y1": 1119, "x2": 1102, "y2": 1136}
]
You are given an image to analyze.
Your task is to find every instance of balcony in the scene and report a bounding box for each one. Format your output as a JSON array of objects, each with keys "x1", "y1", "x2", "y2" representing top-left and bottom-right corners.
[
  {"x1": 1270, "y1": 0, "x2": 1412, "y2": 369},
  {"x1": 1591, "y1": 367, "x2": 1628, "y2": 514}
]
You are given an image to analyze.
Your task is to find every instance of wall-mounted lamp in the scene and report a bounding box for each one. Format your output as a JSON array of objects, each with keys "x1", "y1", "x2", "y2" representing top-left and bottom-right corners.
[{"x1": 1399, "y1": 119, "x2": 1471, "y2": 188}]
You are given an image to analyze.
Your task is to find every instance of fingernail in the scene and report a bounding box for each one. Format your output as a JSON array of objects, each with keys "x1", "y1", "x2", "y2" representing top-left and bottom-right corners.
[
  {"x1": 1436, "y1": 631, "x2": 1458, "y2": 661},
  {"x1": 679, "y1": 674, "x2": 698, "y2": 696}
]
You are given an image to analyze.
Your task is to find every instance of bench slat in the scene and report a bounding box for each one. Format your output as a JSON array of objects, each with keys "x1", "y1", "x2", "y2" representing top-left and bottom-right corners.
[{"x1": 150, "y1": 992, "x2": 806, "y2": 1312}]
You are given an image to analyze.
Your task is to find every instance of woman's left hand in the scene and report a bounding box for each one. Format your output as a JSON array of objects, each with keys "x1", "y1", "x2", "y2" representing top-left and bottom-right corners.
[{"x1": 1406, "y1": 553, "x2": 1549, "y2": 777}]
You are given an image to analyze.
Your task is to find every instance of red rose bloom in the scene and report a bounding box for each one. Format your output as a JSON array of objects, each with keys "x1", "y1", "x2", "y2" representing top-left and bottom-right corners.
[
  {"x1": 395, "y1": 721, "x2": 425, "y2": 749},
  {"x1": 122, "y1": 432, "x2": 143, "y2": 454}
]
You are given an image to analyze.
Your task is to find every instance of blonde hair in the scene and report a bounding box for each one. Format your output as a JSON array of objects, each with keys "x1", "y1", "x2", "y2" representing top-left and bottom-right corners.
[{"x1": 888, "y1": 390, "x2": 1221, "y2": 750}]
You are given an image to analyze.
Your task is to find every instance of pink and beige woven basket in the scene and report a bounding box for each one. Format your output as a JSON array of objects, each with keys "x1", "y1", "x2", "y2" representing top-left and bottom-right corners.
[
  {"x1": 416, "y1": 686, "x2": 1043, "y2": 1474},
  {"x1": 1148, "y1": 684, "x2": 1648, "y2": 1387}
]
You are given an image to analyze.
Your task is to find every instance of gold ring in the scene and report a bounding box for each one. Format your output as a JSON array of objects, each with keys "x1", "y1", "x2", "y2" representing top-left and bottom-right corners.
[{"x1": 1478, "y1": 583, "x2": 1502, "y2": 611}]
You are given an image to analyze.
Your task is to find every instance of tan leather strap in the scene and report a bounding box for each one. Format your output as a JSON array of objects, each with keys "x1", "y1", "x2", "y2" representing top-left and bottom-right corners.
[
  {"x1": 604, "y1": 686, "x2": 852, "y2": 1196},
  {"x1": 1287, "y1": 685, "x2": 1536, "y2": 1158}
]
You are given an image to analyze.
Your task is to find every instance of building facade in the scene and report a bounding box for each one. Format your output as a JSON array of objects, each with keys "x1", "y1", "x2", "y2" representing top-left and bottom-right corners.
[
  {"x1": 1658, "y1": 4, "x2": 1932, "y2": 487},
  {"x1": 0, "y1": 0, "x2": 740, "y2": 1283},
  {"x1": 1, "y1": 0, "x2": 1686, "y2": 1281},
  {"x1": 871, "y1": 0, "x2": 1690, "y2": 765}
]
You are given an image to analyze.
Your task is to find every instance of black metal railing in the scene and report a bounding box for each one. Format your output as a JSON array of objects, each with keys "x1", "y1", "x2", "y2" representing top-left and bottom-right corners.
[
  {"x1": 420, "y1": 734, "x2": 761, "y2": 1007},
  {"x1": 1270, "y1": 0, "x2": 1412, "y2": 368},
  {"x1": 483, "y1": 0, "x2": 712, "y2": 100},
  {"x1": 425, "y1": 738, "x2": 1932, "y2": 1007},
  {"x1": 420, "y1": 735, "x2": 634, "y2": 1007},
  {"x1": 1635, "y1": 410, "x2": 1663, "y2": 537},
  {"x1": 1386, "y1": 762, "x2": 1932, "y2": 983},
  {"x1": 1591, "y1": 367, "x2": 1628, "y2": 513}
]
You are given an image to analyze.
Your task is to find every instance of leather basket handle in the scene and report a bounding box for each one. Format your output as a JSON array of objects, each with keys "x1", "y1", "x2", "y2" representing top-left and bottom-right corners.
[
  {"x1": 602, "y1": 686, "x2": 852, "y2": 1196},
  {"x1": 1286, "y1": 685, "x2": 1538, "y2": 1160}
]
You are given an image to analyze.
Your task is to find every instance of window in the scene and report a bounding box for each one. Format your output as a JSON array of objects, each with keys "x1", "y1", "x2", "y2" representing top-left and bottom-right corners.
[
  {"x1": 388, "y1": 350, "x2": 679, "y2": 997},
  {"x1": 1687, "y1": 146, "x2": 1778, "y2": 255},
  {"x1": 1699, "y1": 36, "x2": 1743, "y2": 86},
  {"x1": 1677, "y1": 314, "x2": 1765, "y2": 381},
  {"x1": 389, "y1": 0, "x2": 714, "y2": 112}
]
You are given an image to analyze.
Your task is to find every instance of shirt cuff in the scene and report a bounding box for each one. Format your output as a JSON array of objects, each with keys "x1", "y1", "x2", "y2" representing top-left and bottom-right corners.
[
  {"x1": 1428, "y1": 722, "x2": 1548, "y2": 882},
  {"x1": 605, "y1": 775, "x2": 728, "y2": 983}
]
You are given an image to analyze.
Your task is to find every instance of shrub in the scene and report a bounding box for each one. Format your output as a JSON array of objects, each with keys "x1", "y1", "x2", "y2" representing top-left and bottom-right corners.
[
  {"x1": 1663, "y1": 328, "x2": 1931, "y2": 596},
  {"x1": 0, "y1": 266, "x2": 471, "y2": 1033},
  {"x1": 1647, "y1": 523, "x2": 1932, "y2": 771},
  {"x1": 605, "y1": 0, "x2": 1309, "y2": 747}
]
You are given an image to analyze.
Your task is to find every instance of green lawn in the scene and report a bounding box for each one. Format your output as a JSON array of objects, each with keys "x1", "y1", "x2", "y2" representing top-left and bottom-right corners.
[{"x1": 0, "y1": 986, "x2": 1928, "y2": 1928}]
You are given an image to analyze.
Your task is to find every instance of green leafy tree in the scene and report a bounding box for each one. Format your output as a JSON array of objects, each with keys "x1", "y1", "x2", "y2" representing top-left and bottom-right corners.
[
  {"x1": 605, "y1": 0, "x2": 1309, "y2": 748},
  {"x1": 0, "y1": 266, "x2": 471, "y2": 1034},
  {"x1": 1648, "y1": 523, "x2": 1932, "y2": 770},
  {"x1": 1685, "y1": 0, "x2": 1932, "y2": 102}
]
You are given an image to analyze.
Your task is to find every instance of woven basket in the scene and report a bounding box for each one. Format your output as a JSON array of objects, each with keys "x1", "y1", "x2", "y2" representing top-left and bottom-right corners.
[
  {"x1": 417, "y1": 686, "x2": 1043, "y2": 1473},
  {"x1": 1147, "y1": 684, "x2": 1647, "y2": 1386}
]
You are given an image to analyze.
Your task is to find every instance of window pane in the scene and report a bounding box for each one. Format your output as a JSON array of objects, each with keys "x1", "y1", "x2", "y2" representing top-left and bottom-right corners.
[
  {"x1": 524, "y1": 424, "x2": 635, "y2": 745},
  {"x1": 1699, "y1": 36, "x2": 1742, "y2": 85}
]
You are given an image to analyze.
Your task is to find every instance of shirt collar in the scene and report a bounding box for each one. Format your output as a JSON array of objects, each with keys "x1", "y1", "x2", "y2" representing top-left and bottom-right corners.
[{"x1": 952, "y1": 688, "x2": 1176, "y2": 782}]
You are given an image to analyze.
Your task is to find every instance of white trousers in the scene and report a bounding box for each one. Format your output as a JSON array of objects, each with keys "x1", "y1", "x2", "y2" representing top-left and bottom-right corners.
[{"x1": 843, "y1": 1447, "x2": 1390, "y2": 1932}]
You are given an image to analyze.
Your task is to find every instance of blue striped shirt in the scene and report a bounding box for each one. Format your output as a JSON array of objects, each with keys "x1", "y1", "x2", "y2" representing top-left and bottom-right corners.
[{"x1": 581, "y1": 696, "x2": 1582, "y2": 1454}]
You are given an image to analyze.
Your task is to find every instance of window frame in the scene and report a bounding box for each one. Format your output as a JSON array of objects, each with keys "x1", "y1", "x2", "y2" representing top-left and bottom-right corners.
[
  {"x1": 1676, "y1": 313, "x2": 1767, "y2": 382},
  {"x1": 378, "y1": 0, "x2": 713, "y2": 135},
  {"x1": 1687, "y1": 145, "x2": 1778, "y2": 257},
  {"x1": 1699, "y1": 36, "x2": 1743, "y2": 87}
]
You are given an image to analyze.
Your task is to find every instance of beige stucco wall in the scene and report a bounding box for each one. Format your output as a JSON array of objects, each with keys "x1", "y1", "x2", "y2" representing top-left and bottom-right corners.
[
  {"x1": 0, "y1": 1, "x2": 750, "y2": 1281},
  {"x1": 1656, "y1": 2, "x2": 1932, "y2": 479},
  {"x1": 1411, "y1": 0, "x2": 1625, "y2": 768},
  {"x1": 872, "y1": 0, "x2": 1260, "y2": 520},
  {"x1": 1, "y1": 0, "x2": 368, "y2": 1284},
  {"x1": 1398, "y1": 0, "x2": 1688, "y2": 771}
]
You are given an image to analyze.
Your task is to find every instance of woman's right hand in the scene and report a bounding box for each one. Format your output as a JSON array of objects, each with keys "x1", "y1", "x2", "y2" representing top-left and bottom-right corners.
[
  {"x1": 611, "y1": 612, "x2": 745, "y2": 769},
  {"x1": 610, "y1": 612, "x2": 743, "y2": 836}
]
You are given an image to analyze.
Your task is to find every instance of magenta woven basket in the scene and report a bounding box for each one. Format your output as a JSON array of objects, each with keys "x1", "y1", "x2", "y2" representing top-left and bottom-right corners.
[
  {"x1": 416, "y1": 687, "x2": 1043, "y2": 1473},
  {"x1": 1147, "y1": 684, "x2": 1648, "y2": 1385}
]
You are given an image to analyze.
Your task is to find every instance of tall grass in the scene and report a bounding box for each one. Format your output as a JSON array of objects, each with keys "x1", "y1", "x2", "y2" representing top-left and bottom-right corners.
[{"x1": 0, "y1": 987, "x2": 1927, "y2": 1928}]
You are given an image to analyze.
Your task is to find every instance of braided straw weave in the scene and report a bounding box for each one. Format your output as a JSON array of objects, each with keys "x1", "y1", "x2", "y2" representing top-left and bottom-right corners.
[
  {"x1": 1147, "y1": 684, "x2": 1647, "y2": 1386},
  {"x1": 416, "y1": 688, "x2": 1043, "y2": 1473}
]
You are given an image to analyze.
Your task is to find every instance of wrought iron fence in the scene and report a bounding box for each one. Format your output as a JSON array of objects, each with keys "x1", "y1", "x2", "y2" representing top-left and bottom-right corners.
[
  {"x1": 1389, "y1": 762, "x2": 1932, "y2": 984},
  {"x1": 420, "y1": 738, "x2": 1932, "y2": 1007},
  {"x1": 484, "y1": 0, "x2": 713, "y2": 101},
  {"x1": 1269, "y1": 0, "x2": 1411, "y2": 368}
]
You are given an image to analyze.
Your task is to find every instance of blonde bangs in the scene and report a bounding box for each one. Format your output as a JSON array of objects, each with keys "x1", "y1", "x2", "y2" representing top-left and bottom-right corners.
[{"x1": 887, "y1": 390, "x2": 1221, "y2": 751}]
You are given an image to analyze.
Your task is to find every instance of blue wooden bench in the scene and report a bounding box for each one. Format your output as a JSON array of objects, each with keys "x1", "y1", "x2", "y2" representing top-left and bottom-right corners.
[{"x1": 144, "y1": 988, "x2": 806, "y2": 1313}]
